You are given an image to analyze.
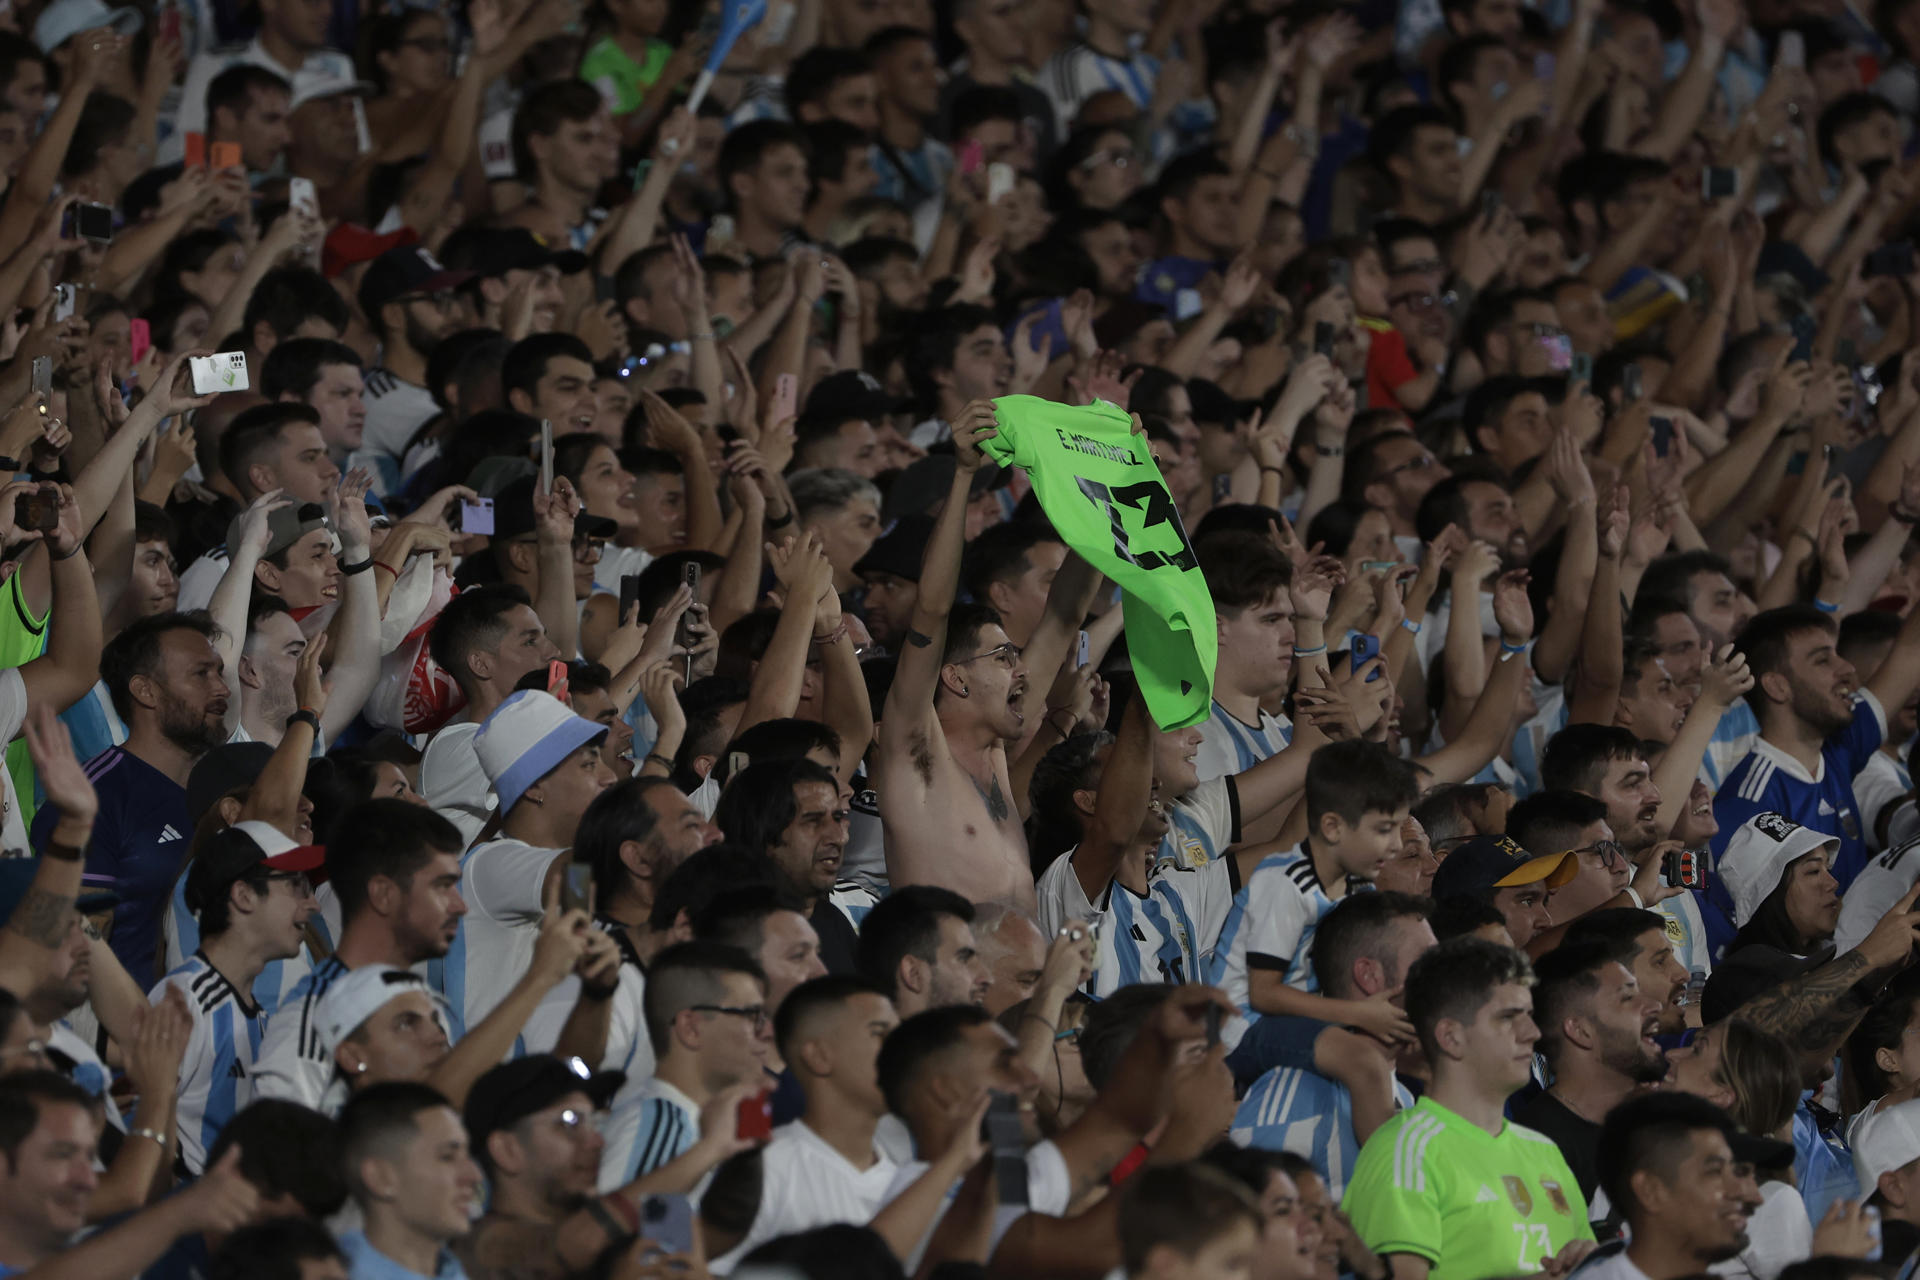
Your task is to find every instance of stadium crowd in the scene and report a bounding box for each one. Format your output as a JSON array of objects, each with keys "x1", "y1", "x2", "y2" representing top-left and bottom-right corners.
[{"x1": 10, "y1": 0, "x2": 1920, "y2": 1275}]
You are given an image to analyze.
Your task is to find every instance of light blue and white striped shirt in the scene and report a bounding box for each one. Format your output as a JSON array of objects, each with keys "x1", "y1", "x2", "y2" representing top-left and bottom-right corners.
[
  {"x1": 152, "y1": 953, "x2": 265, "y2": 1173},
  {"x1": 1233, "y1": 1065, "x2": 1416, "y2": 1198}
]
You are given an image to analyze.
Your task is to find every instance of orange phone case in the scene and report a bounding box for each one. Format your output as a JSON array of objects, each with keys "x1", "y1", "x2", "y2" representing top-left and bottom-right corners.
[
  {"x1": 210, "y1": 141, "x2": 242, "y2": 170},
  {"x1": 184, "y1": 132, "x2": 206, "y2": 168}
]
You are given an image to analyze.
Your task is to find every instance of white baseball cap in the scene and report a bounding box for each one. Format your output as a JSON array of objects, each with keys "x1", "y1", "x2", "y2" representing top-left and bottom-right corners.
[
  {"x1": 1854, "y1": 1097, "x2": 1920, "y2": 1194},
  {"x1": 1718, "y1": 812, "x2": 1837, "y2": 927},
  {"x1": 33, "y1": 0, "x2": 141, "y2": 53},
  {"x1": 314, "y1": 966, "x2": 439, "y2": 1057},
  {"x1": 474, "y1": 690, "x2": 606, "y2": 813},
  {"x1": 289, "y1": 73, "x2": 377, "y2": 112}
]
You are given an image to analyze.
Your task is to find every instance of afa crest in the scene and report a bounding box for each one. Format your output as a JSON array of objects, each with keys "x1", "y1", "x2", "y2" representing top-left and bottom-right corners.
[{"x1": 1502, "y1": 1176, "x2": 1533, "y2": 1216}]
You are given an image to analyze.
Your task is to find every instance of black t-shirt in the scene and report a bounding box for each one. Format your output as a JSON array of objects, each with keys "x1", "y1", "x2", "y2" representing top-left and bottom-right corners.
[
  {"x1": 809, "y1": 898, "x2": 861, "y2": 976},
  {"x1": 1511, "y1": 1090, "x2": 1601, "y2": 1205}
]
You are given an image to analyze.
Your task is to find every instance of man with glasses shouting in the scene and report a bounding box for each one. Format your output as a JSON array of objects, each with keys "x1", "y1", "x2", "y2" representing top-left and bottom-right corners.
[
  {"x1": 154, "y1": 821, "x2": 324, "y2": 1173},
  {"x1": 1507, "y1": 790, "x2": 1682, "y2": 957}
]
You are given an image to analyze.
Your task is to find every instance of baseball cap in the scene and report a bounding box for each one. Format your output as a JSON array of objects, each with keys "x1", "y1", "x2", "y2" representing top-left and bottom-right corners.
[
  {"x1": 464, "y1": 1054, "x2": 625, "y2": 1152},
  {"x1": 474, "y1": 691, "x2": 607, "y2": 813},
  {"x1": 1855, "y1": 1098, "x2": 1920, "y2": 1193},
  {"x1": 438, "y1": 227, "x2": 588, "y2": 280},
  {"x1": 854, "y1": 514, "x2": 933, "y2": 582},
  {"x1": 289, "y1": 73, "x2": 376, "y2": 113},
  {"x1": 357, "y1": 245, "x2": 475, "y2": 318},
  {"x1": 882, "y1": 454, "x2": 1007, "y2": 524},
  {"x1": 314, "y1": 965, "x2": 443, "y2": 1057},
  {"x1": 489, "y1": 476, "x2": 619, "y2": 544},
  {"x1": 183, "y1": 821, "x2": 326, "y2": 915},
  {"x1": 801, "y1": 370, "x2": 909, "y2": 422},
  {"x1": 228, "y1": 501, "x2": 329, "y2": 566},
  {"x1": 1430, "y1": 834, "x2": 1577, "y2": 903},
  {"x1": 323, "y1": 224, "x2": 418, "y2": 280},
  {"x1": 34, "y1": 0, "x2": 141, "y2": 53},
  {"x1": 1718, "y1": 812, "x2": 1836, "y2": 927},
  {"x1": 185, "y1": 742, "x2": 277, "y2": 824}
]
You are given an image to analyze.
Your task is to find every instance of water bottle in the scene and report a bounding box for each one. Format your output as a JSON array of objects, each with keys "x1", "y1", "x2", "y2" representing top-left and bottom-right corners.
[{"x1": 1867, "y1": 1205, "x2": 1884, "y2": 1262}]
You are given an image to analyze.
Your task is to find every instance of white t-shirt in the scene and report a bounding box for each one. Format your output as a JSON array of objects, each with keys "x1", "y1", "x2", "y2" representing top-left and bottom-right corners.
[
  {"x1": 0, "y1": 667, "x2": 30, "y2": 855},
  {"x1": 176, "y1": 547, "x2": 227, "y2": 613},
  {"x1": 1837, "y1": 834, "x2": 1920, "y2": 956},
  {"x1": 361, "y1": 370, "x2": 440, "y2": 464},
  {"x1": 882, "y1": 1138, "x2": 1072, "y2": 1273},
  {"x1": 593, "y1": 546, "x2": 657, "y2": 597},
  {"x1": 1855, "y1": 749, "x2": 1913, "y2": 853},
  {"x1": 419, "y1": 721, "x2": 493, "y2": 845},
  {"x1": 440, "y1": 837, "x2": 560, "y2": 1033},
  {"x1": 1708, "y1": 1181, "x2": 1811, "y2": 1280},
  {"x1": 711, "y1": 1121, "x2": 901, "y2": 1274},
  {"x1": 518, "y1": 960, "x2": 652, "y2": 1094}
]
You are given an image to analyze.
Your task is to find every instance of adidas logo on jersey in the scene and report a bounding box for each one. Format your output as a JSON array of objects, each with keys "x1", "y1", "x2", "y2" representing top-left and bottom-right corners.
[
  {"x1": 227, "y1": 1058, "x2": 247, "y2": 1079},
  {"x1": 157, "y1": 825, "x2": 183, "y2": 843},
  {"x1": 1477, "y1": 1185, "x2": 1500, "y2": 1203}
]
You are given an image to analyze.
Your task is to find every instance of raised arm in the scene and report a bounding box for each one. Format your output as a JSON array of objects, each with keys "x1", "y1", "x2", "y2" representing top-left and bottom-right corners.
[
  {"x1": 737, "y1": 535, "x2": 833, "y2": 733},
  {"x1": 530, "y1": 477, "x2": 584, "y2": 662},
  {"x1": 1069, "y1": 690, "x2": 1154, "y2": 902},
  {"x1": 319, "y1": 473, "x2": 382, "y2": 739},
  {"x1": 16, "y1": 485, "x2": 105, "y2": 717},
  {"x1": 0, "y1": 708, "x2": 96, "y2": 1000}
]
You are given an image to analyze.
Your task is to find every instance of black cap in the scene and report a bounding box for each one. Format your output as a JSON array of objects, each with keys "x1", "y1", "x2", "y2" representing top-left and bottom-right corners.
[
  {"x1": 801, "y1": 369, "x2": 909, "y2": 422},
  {"x1": 183, "y1": 823, "x2": 327, "y2": 914},
  {"x1": 490, "y1": 475, "x2": 619, "y2": 543},
  {"x1": 882, "y1": 454, "x2": 1007, "y2": 524},
  {"x1": 1429, "y1": 834, "x2": 1577, "y2": 903},
  {"x1": 185, "y1": 742, "x2": 276, "y2": 823},
  {"x1": 1702, "y1": 945, "x2": 1820, "y2": 1026},
  {"x1": 357, "y1": 246, "x2": 475, "y2": 317},
  {"x1": 439, "y1": 227, "x2": 589, "y2": 280},
  {"x1": 463, "y1": 1054, "x2": 625, "y2": 1149},
  {"x1": 854, "y1": 514, "x2": 933, "y2": 582}
]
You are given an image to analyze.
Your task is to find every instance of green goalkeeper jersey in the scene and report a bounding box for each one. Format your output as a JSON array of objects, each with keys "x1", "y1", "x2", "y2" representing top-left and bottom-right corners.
[
  {"x1": 980, "y1": 395, "x2": 1216, "y2": 730},
  {"x1": 1342, "y1": 1097, "x2": 1594, "y2": 1280}
]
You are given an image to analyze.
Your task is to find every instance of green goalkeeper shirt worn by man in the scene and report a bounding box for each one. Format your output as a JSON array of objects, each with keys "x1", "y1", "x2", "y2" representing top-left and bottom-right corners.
[
  {"x1": 1342, "y1": 1096, "x2": 1595, "y2": 1280},
  {"x1": 980, "y1": 395, "x2": 1216, "y2": 730}
]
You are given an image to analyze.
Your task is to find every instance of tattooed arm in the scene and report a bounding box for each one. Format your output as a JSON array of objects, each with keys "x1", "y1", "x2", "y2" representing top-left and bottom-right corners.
[
  {"x1": 0, "y1": 707, "x2": 96, "y2": 998},
  {"x1": 1740, "y1": 882, "x2": 1920, "y2": 1052}
]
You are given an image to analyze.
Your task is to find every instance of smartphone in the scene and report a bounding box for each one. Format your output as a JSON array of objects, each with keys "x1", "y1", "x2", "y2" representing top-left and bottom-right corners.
[
  {"x1": 1203, "y1": 1002, "x2": 1224, "y2": 1049},
  {"x1": 1351, "y1": 632, "x2": 1381, "y2": 681},
  {"x1": 1324, "y1": 258, "x2": 1350, "y2": 290},
  {"x1": 51, "y1": 284, "x2": 75, "y2": 323},
  {"x1": 1075, "y1": 629, "x2": 1090, "y2": 669},
  {"x1": 771, "y1": 372, "x2": 798, "y2": 425},
  {"x1": 736, "y1": 1091, "x2": 773, "y2": 1143},
  {"x1": 709, "y1": 213, "x2": 736, "y2": 242},
  {"x1": 1788, "y1": 312, "x2": 1817, "y2": 363},
  {"x1": 1663, "y1": 846, "x2": 1709, "y2": 890},
  {"x1": 1569, "y1": 351, "x2": 1593, "y2": 386},
  {"x1": 1865, "y1": 240, "x2": 1916, "y2": 278},
  {"x1": 619, "y1": 572, "x2": 641, "y2": 625},
  {"x1": 985, "y1": 1091, "x2": 1029, "y2": 1207},
  {"x1": 956, "y1": 138, "x2": 984, "y2": 175},
  {"x1": 288, "y1": 176, "x2": 317, "y2": 218},
  {"x1": 1313, "y1": 320, "x2": 1335, "y2": 358},
  {"x1": 1621, "y1": 363, "x2": 1643, "y2": 404},
  {"x1": 73, "y1": 201, "x2": 112, "y2": 244},
  {"x1": 210, "y1": 140, "x2": 242, "y2": 170},
  {"x1": 1480, "y1": 186, "x2": 1502, "y2": 222},
  {"x1": 158, "y1": 1, "x2": 181, "y2": 44},
  {"x1": 561, "y1": 861, "x2": 592, "y2": 913},
  {"x1": 539, "y1": 419, "x2": 554, "y2": 495},
  {"x1": 189, "y1": 352, "x2": 250, "y2": 394},
  {"x1": 13, "y1": 488, "x2": 56, "y2": 532},
  {"x1": 1541, "y1": 331, "x2": 1572, "y2": 372},
  {"x1": 715, "y1": 421, "x2": 741, "y2": 445},
  {"x1": 987, "y1": 161, "x2": 1016, "y2": 204},
  {"x1": 638, "y1": 1195, "x2": 696, "y2": 1255},
  {"x1": 1650, "y1": 415, "x2": 1674, "y2": 457},
  {"x1": 682, "y1": 561, "x2": 702, "y2": 600},
  {"x1": 1701, "y1": 165, "x2": 1739, "y2": 200},
  {"x1": 1778, "y1": 29, "x2": 1805, "y2": 68},
  {"x1": 184, "y1": 131, "x2": 206, "y2": 168},
  {"x1": 456, "y1": 497, "x2": 494, "y2": 535},
  {"x1": 128, "y1": 318, "x2": 150, "y2": 367},
  {"x1": 30, "y1": 355, "x2": 50, "y2": 397}
]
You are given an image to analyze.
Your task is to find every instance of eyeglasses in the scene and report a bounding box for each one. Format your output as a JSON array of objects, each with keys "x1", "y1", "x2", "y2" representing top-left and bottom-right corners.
[
  {"x1": 691, "y1": 1003, "x2": 770, "y2": 1031},
  {"x1": 266, "y1": 871, "x2": 313, "y2": 896},
  {"x1": 400, "y1": 35, "x2": 452, "y2": 52},
  {"x1": 1079, "y1": 147, "x2": 1135, "y2": 171},
  {"x1": 1377, "y1": 452, "x2": 1440, "y2": 479},
  {"x1": 1393, "y1": 257, "x2": 1445, "y2": 276},
  {"x1": 1573, "y1": 841, "x2": 1625, "y2": 870},
  {"x1": 1516, "y1": 321, "x2": 1568, "y2": 339},
  {"x1": 1389, "y1": 292, "x2": 1442, "y2": 312},
  {"x1": 402, "y1": 289, "x2": 458, "y2": 310},
  {"x1": 573, "y1": 540, "x2": 605, "y2": 563},
  {"x1": 952, "y1": 642, "x2": 1022, "y2": 670}
]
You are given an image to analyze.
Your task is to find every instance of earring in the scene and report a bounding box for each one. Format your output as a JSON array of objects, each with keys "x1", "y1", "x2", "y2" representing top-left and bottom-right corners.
[
  {"x1": 355, "y1": 1062, "x2": 368, "y2": 1074},
  {"x1": 956, "y1": 683, "x2": 969, "y2": 697}
]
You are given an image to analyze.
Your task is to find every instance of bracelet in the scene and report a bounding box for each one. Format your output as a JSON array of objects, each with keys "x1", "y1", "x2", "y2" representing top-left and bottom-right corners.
[
  {"x1": 373, "y1": 561, "x2": 399, "y2": 578},
  {"x1": 1792, "y1": 528, "x2": 1819, "y2": 548},
  {"x1": 42, "y1": 839, "x2": 83, "y2": 863},
  {"x1": 1813, "y1": 598, "x2": 1840, "y2": 614},
  {"x1": 584, "y1": 1195, "x2": 636, "y2": 1240},
  {"x1": 1621, "y1": 887, "x2": 1644, "y2": 909},
  {"x1": 1292, "y1": 643, "x2": 1327, "y2": 656},
  {"x1": 1020, "y1": 1011, "x2": 1057, "y2": 1033},
  {"x1": 1316, "y1": 442, "x2": 1344, "y2": 457},
  {"x1": 1259, "y1": 466, "x2": 1286, "y2": 476},
  {"x1": 1892, "y1": 505, "x2": 1920, "y2": 525},
  {"x1": 1499, "y1": 638, "x2": 1530, "y2": 654},
  {"x1": 812, "y1": 621, "x2": 849, "y2": 646},
  {"x1": 765, "y1": 509, "x2": 794, "y2": 528},
  {"x1": 286, "y1": 709, "x2": 322, "y2": 736},
  {"x1": 339, "y1": 557, "x2": 373, "y2": 576},
  {"x1": 50, "y1": 543, "x2": 81, "y2": 561},
  {"x1": 126, "y1": 1126, "x2": 168, "y2": 1147},
  {"x1": 644, "y1": 752, "x2": 675, "y2": 772},
  {"x1": 1043, "y1": 709, "x2": 1078, "y2": 738},
  {"x1": 688, "y1": 331, "x2": 715, "y2": 341},
  {"x1": 1400, "y1": 618, "x2": 1421, "y2": 635}
]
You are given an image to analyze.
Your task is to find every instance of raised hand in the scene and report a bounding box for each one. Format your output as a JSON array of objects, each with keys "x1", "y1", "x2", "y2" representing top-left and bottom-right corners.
[
  {"x1": 952, "y1": 400, "x2": 1000, "y2": 472},
  {"x1": 183, "y1": 1144, "x2": 262, "y2": 1235},
  {"x1": 1698, "y1": 645, "x2": 1754, "y2": 710},
  {"x1": 1491, "y1": 569, "x2": 1533, "y2": 643},
  {"x1": 24, "y1": 704, "x2": 95, "y2": 828}
]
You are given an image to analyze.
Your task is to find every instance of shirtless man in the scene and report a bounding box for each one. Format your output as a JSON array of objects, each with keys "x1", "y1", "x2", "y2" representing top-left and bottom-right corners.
[{"x1": 877, "y1": 401, "x2": 1035, "y2": 909}]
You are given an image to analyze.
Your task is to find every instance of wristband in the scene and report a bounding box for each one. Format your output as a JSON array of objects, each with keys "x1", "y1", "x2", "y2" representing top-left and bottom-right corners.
[
  {"x1": 1043, "y1": 709, "x2": 1078, "y2": 738},
  {"x1": 1813, "y1": 598, "x2": 1840, "y2": 614},
  {"x1": 339, "y1": 557, "x2": 373, "y2": 576},
  {"x1": 1259, "y1": 466, "x2": 1286, "y2": 476},
  {"x1": 1792, "y1": 528, "x2": 1819, "y2": 549},
  {"x1": 1316, "y1": 443, "x2": 1344, "y2": 457},
  {"x1": 688, "y1": 331, "x2": 715, "y2": 341},
  {"x1": 644, "y1": 752, "x2": 675, "y2": 772},
  {"x1": 1292, "y1": 643, "x2": 1327, "y2": 656},
  {"x1": 1499, "y1": 638, "x2": 1530, "y2": 654},
  {"x1": 765, "y1": 509, "x2": 794, "y2": 528},
  {"x1": 580, "y1": 974, "x2": 621, "y2": 1001},
  {"x1": 1892, "y1": 505, "x2": 1920, "y2": 526},
  {"x1": 584, "y1": 1195, "x2": 636, "y2": 1240},
  {"x1": 1400, "y1": 618, "x2": 1421, "y2": 635},
  {"x1": 286, "y1": 709, "x2": 322, "y2": 736},
  {"x1": 42, "y1": 840, "x2": 83, "y2": 863},
  {"x1": 1621, "y1": 887, "x2": 1644, "y2": 909}
]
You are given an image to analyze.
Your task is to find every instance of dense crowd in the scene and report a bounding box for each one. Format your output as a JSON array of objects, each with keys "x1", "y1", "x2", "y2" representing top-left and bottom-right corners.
[{"x1": 8, "y1": 0, "x2": 1920, "y2": 1276}]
